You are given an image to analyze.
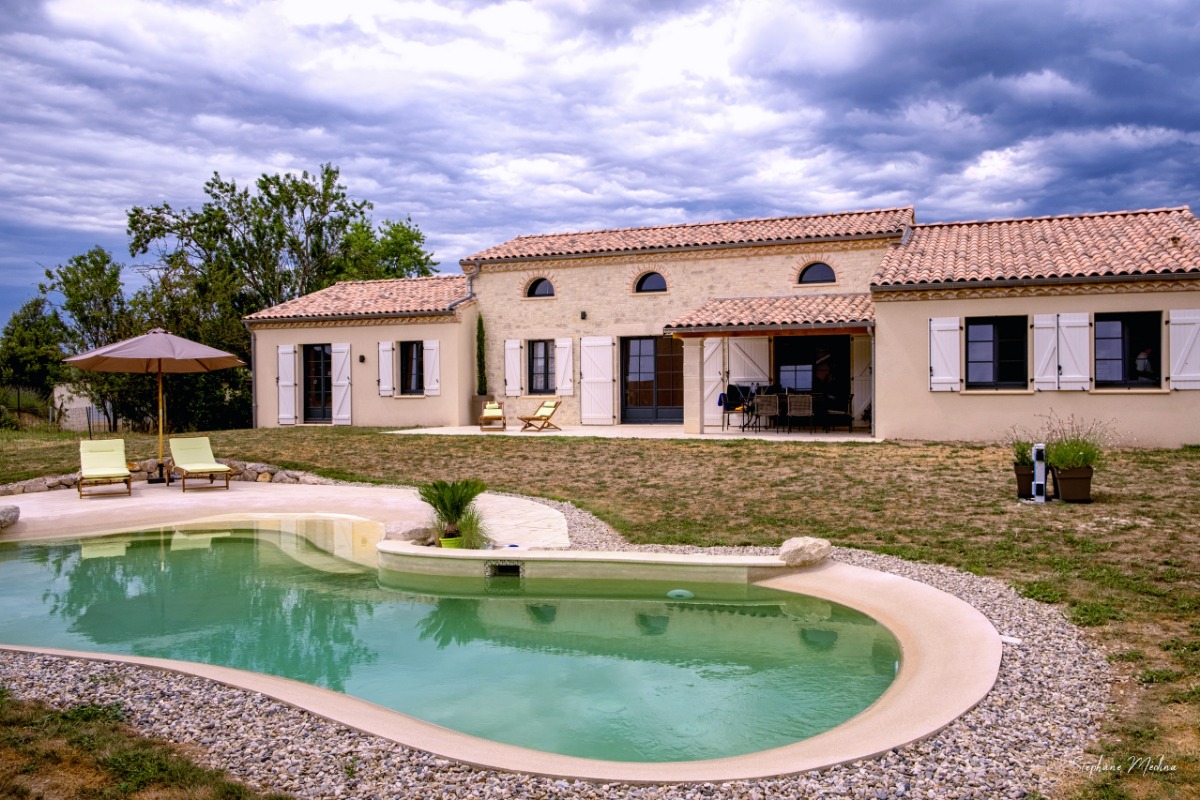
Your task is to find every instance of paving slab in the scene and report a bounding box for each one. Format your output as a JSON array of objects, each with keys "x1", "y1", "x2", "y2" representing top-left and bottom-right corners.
[{"x1": 0, "y1": 482, "x2": 568, "y2": 549}]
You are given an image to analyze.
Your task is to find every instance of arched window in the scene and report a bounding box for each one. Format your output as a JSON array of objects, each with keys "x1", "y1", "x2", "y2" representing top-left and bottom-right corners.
[
  {"x1": 799, "y1": 262, "x2": 836, "y2": 284},
  {"x1": 635, "y1": 272, "x2": 667, "y2": 293},
  {"x1": 526, "y1": 277, "x2": 555, "y2": 297}
]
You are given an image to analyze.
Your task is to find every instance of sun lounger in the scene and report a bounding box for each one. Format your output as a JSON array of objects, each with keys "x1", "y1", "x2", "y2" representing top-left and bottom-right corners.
[
  {"x1": 78, "y1": 439, "x2": 133, "y2": 498},
  {"x1": 479, "y1": 400, "x2": 506, "y2": 431},
  {"x1": 518, "y1": 399, "x2": 562, "y2": 432},
  {"x1": 169, "y1": 436, "x2": 232, "y2": 491}
]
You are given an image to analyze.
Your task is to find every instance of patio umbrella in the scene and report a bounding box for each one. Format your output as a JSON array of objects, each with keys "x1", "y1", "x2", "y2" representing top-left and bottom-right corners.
[{"x1": 64, "y1": 328, "x2": 245, "y2": 481}]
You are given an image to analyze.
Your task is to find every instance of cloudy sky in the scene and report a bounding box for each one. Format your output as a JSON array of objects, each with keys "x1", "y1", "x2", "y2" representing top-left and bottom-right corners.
[{"x1": 2, "y1": 0, "x2": 1199, "y2": 326}]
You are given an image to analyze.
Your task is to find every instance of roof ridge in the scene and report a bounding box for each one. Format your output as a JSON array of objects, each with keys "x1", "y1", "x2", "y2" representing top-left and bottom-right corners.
[
  {"x1": 330, "y1": 274, "x2": 462, "y2": 287},
  {"x1": 909, "y1": 206, "x2": 1191, "y2": 229},
  {"x1": 707, "y1": 292, "x2": 873, "y2": 301},
  {"x1": 507, "y1": 207, "x2": 915, "y2": 242}
]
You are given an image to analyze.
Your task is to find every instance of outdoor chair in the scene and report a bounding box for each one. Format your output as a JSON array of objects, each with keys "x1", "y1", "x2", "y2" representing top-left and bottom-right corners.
[
  {"x1": 751, "y1": 393, "x2": 780, "y2": 431},
  {"x1": 169, "y1": 436, "x2": 232, "y2": 491},
  {"x1": 823, "y1": 393, "x2": 854, "y2": 432},
  {"x1": 479, "y1": 400, "x2": 506, "y2": 431},
  {"x1": 78, "y1": 439, "x2": 133, "y2": 498},
  {"x1": 518, "y1": 399, "x2": 562, "y2": 432},
  {"x1": 786, "y1": 393, "x2": 815, "y2": 433}
]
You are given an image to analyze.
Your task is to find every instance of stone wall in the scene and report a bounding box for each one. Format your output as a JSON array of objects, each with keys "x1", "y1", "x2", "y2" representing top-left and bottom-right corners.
[{"x1": 0, "y1": 459, "x2": 334, "y2": 496}]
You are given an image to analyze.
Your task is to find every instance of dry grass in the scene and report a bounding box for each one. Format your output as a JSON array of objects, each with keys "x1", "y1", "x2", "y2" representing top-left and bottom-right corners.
[
  {"x1": 0, "y1": 690, "x2": 291, "y2": 799},
  {"x1": 2, "y1": 426, "x2": 1198, "y2": 799}
]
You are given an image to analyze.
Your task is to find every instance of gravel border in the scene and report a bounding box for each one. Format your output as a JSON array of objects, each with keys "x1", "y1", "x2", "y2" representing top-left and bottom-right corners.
[{"x1": 0, "y1": 489, "x2": 1111, "y2": 799}]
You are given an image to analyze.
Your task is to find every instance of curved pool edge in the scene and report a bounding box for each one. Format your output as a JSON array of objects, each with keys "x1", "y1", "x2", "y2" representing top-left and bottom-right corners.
[{"x1": 0, "y1": 557, "x2": 1001, "y2": 784}]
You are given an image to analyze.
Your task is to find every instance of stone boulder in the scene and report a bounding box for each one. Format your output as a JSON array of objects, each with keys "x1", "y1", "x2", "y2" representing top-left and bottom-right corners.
[
  {"x1": 779, "y1": 536, "x2": 833, "y2": 567},
  {"x1": 385, "y1": 521, "x2": 429, "y2": 541},
  {"x1": 0, "y1": 505, "x2": 18, "y2": 529}
]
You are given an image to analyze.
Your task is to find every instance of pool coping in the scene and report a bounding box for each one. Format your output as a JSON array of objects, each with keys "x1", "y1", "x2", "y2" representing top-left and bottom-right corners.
[{"x1": 0, "y1": 549, "x2": 1001, "y2": 783}]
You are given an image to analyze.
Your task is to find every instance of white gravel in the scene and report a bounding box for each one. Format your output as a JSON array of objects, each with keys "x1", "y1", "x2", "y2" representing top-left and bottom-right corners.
[{"x1": 0, "y1": 490, "x2": 1110, "y2": 799}]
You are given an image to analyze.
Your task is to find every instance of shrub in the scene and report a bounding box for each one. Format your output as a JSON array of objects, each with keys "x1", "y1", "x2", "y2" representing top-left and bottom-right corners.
[
  {"x1": 418, "y1": 478, "x2": 487, "y2": 537},
  {"x1": 1003, "y1": 426, "x2": 1036, "y2": 466},
  {"x1": 1039, "y1": 411, "x2": 1112, "y2": 470}
]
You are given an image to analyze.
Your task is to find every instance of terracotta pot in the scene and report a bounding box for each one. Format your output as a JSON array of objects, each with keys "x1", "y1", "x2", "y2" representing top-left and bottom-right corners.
[
  {"x1": 1013, "y1": 464, "x2": 1034, "y2": 499},
  {"x1": 1053, "y1": 466, "x2": 1094, "y2": 503}
]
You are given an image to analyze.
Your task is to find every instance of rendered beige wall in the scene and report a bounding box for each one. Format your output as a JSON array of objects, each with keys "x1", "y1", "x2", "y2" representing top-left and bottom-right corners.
[
  {"x1": 472, "y1": 239, "x2": 894, "y2": 424},
  {"x1": 249, "y1": 308, "x2": 475, "y2": 429},
  {"x1": 874, "y1": 287, "x2": 1200, "y2": 447}
]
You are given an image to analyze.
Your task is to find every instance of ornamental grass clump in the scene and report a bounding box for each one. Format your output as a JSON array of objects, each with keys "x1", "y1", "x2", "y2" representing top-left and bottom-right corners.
[
  {"x1": 1040, "y1": 412, "x2": 1112, "y2": 471},
  {"x1": 1003, "y1": 426, "x2": 1036, "y2": 466}
]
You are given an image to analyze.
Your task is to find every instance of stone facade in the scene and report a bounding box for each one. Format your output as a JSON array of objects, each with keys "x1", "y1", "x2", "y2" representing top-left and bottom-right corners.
[{"x1": 469, "y1": 240, "x2": 892, "y2": 425}]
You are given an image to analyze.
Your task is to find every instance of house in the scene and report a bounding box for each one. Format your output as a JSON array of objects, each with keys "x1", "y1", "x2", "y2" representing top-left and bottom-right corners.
[
  {"x1": 244, "y1": 205, "x2": 1200, "y2": 447},
  {"x1": 461, "y1": 207, "x2": 912, "y2": 430},
  {"x1": 872, "y1": 208, "x2": 1200, "y2": 447},
  {"x1": 243, "y1": 275, "x2": 475, "y2": 427}
]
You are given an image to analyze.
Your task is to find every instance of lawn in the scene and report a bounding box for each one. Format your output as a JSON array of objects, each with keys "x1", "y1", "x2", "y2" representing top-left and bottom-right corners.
[{"x1": 1, "y1": 426, "x2": 1197, "y2": 799}]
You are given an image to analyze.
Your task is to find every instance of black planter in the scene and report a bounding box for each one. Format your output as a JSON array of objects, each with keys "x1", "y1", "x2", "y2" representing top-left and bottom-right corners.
[
  {"x1": 1013, "y1": 464, "x2": 1034, "y2": 499},
  {"x1": 1053, "y1": 466, "x2": 1094, "y2": 503}
]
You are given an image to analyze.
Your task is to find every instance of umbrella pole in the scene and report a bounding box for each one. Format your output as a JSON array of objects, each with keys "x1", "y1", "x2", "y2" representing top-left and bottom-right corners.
[{"x1": 150, "y1": 368, "x2": 167, "y2": 484}]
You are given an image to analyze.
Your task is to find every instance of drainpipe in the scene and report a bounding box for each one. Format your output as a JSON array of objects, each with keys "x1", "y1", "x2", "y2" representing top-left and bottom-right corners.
[
  {"x1": 870, "y1": 327, "x2": 876, "y2": 439},
  {"x1": 244, "y1": 324, "x2": 257, "y2": 429}
]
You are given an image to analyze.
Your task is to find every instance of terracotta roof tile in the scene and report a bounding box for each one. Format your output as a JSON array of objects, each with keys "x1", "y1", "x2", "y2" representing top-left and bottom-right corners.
[
  {"x1": 244, "y1": 275, "x2": 469, "y2": 321},
  {"x1": 874, "y1": 207, "x2": 1200, "y2": 288},
  {"x1": 665, "y1": 293, "x2": 874, "y2": 331},
  {"x1": 463, "y1": 208, "x2": 914, "y2": 263}
]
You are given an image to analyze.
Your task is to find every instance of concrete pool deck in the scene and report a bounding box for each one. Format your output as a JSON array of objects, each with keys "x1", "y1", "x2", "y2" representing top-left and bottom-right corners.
[{"x1": 0, "y1": 481, "x2": 1002, "y2": 783}]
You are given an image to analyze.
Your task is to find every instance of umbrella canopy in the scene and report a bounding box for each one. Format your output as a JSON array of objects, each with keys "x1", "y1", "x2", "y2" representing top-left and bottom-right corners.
[
  {"x1": 64, "y1": 328, "x2": 244, "y2": 374},
  {"x1": 64, "y1": 328, "x2": 245, "y2": 471}
]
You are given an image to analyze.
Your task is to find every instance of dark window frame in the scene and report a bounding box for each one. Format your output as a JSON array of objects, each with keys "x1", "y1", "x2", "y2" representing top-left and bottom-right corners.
[
  {"x1": 798, "y1": 262, "x2": 836, "y2": 284},
  {"x1": 1094, "y1": 311, "x2": 1161, "y2": 388},
  {"x1": 526, "y1": 278, "x2": 555, "y2": 298},
  {"x1": 964, "y1": 316, "x2": 1028, "y2": 389},
  {"x1": 302, "y1": 343, "x2": 333, "y2": 423},
  {"x1": 528, "y1": 339, "x2": 556, "y2": 394},
  {"x1": 398, "y1": 340, "x2": 424, "y2": 395},
  {"x1": 635, "y1": 272, "x2": 667, "y2": 293}
]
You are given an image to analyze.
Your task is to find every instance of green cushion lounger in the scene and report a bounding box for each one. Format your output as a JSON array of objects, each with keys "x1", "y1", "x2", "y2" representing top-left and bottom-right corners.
[
  {"x1": 479, "y1": 400, "x2": 506, "y2": 431},
  {"x1": 518, "y1": 399, "x2": 562, "y2": 432},
  {"x1": 78, "y1": 439, "x2": 133, "y2": 498},
  {"x1": 169, "y1": 436, "x2": 232, "y2": 492}
]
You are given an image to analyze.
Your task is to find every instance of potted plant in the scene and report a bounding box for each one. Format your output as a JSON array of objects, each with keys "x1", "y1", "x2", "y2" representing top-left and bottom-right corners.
[
  {"x1": 418, "y1": 478, "x2": 488, "y2": 547},
  {"x1": 1004, "y1": 427, "x2": 1036, "y2": 499},
  {"x1": 1042, "y1": 413, "x2": 1110, "y2": 503},
  {"x1": 471, "y1": 315, "x2": 489, "y2": 422}
]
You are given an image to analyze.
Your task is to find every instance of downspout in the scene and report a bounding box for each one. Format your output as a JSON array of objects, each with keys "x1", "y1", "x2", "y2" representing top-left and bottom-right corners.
[
  {"x1": 870, "y1": 327, "x2": 876, "y2": 439},
  {"x1": 243, "y1": 322, "x2": 257, "y2": 429}
]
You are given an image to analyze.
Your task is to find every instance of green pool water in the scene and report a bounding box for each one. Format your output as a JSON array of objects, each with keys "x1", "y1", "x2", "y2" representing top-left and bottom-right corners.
[{"x1": 0, "y1": 523, "x2": 900, "y2": 762}]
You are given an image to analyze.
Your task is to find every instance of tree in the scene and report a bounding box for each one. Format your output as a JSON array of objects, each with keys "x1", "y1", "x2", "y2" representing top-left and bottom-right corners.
[
  {"x1": 128, "y1": 163, "x2": 376, "y2": 313},
  {"x1": 0, "y1": 297, "x2": 68, "y2": 397},
  {"x1": 41, "y1": 247, "x2": 151, "y2": 430},
  {"x1": 336, "y1": 217, "x2": 439, "y2": 282}
]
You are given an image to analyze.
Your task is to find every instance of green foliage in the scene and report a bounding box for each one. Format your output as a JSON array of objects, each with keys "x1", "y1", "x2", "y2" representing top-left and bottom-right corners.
[
  {"x1": 0, "y1": 297, "x2": 68, "y2": 397},
  {"x1": 475, "y1": 314, "x2": 488, "y2": 396},
  {"x1": 456, "y1": 506, "x2": 493, "y2": 549},
  {"x1": 1040, "y1": 411, "x2": 1111, "y2": 470},
  {"x1": 336, "y1": 216, "x2": 439, "y2": 281},
  {"x1": 1020, "y1": 580, "x2": 1066, "y2": 603},
  {"x1": 1002, "y1": 426, "x2": 1036, "y2": 466},
  {"x1": 418, "y1": 478, "x2": 487, "y2": 536}
]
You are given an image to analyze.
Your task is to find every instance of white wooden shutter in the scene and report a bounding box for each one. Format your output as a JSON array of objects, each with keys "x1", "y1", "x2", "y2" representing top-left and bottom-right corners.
[
  {"x1": 703, "y1": 338, "x2": 724, "y2": 427},
  {"x1": 1169, "y1": 309, "x2": 1200, "y2": 389},
  {"x1": 504, "y1": 339, "x2": 522, "y2": 396},
  {"x1": 728, "y1": 338, "x2": 770, "y2": 387},
  {"x1": 580, "y1": 336, "x2": 615, "y2": 424},
  {"x1": 377, "y1": 341, "x2": 394, "y2": 397},
  {"x1": 1056, "y1": 313, "x2": 1091, "y2": 391},
  {"x1": 422, "y1": 340, "x2": 441, "y2": 396},
  {"x1": 331, "y1": 343, "x2": 352, "y2": 425},
  {"x1": 928, "y1": 317, "x2": 961, "y2": 391},
  {"x1": 555, "y1": 338, "x2": 574, "y2": 396},
  {"x1": 1032, "y1": 315, "x2": 1059, "y2": 391},
  {"x1": 277, "y1": 344, "x2": 297, "y2": 425}
]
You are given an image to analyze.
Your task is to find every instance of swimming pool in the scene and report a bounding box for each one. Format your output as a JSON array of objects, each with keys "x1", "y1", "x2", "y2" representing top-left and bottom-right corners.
[{"x1": 0, "y1": 521, "x2": 900, "y2": 763}]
